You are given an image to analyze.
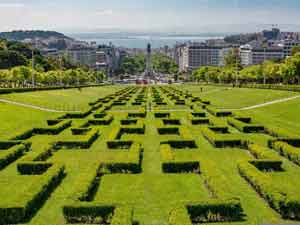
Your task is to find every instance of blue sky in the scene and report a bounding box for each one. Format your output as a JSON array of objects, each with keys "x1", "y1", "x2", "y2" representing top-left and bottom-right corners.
[{"x1": 0, "y1": 0, "x2": 300, "y2": 32}]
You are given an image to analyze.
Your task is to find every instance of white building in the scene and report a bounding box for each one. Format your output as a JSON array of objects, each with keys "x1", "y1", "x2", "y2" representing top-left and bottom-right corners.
[
  {"x1": 66, "y1": 47, "x2": 96, "y2": 68},
  {"x1": 280, "y1": 40, "x2": 300, "y2": 57},
  {"x1": 177, "y1": 42, "x2": 233, "y2": 72},
  {"x1": 240, "y1": 44, "x2": 284, "y2": 66}
]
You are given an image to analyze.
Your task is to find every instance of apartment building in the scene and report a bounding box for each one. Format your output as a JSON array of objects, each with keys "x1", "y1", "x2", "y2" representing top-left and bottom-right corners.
[
  {"x1": 177, "y1": 42, "x2": 232, "y2": 72},
  {"x1": 240, "y1": 44, "x2": 284, "y2": 66}
]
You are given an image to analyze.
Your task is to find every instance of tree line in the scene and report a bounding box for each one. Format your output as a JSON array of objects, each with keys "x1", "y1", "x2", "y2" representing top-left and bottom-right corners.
[
  {"x1": 0, "y1": 39, "x2": 106, "y2": 87},
  {"x1": 192, "y1": 48, "x2": 300, "y2": 84}
]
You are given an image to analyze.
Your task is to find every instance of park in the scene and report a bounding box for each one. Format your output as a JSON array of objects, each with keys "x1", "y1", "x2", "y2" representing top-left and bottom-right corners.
[{"x1": 0, "y1": 84, "x2": 299, "y2": 225}]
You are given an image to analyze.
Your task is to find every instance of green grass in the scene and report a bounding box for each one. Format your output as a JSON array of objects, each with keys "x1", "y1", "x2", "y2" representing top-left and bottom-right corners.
[
  {"x1": 0, "y1": 85, "x2": 299, "y2": 225},
  {"x1": 0, "y1": 103, "x2": 56, "y2": 140},
  {"x1": 181, "y1": 84, "x2": 298, "y2": 109},
  {"x1": 0, "y1": 86, "x2": 123, "y2": 111}
]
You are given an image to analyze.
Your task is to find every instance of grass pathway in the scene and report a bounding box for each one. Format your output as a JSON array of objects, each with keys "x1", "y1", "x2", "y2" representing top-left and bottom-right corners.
[
  {"x1": 228, "y1": 95, "x2": 300, "y2": 111},
  {"x1": 0, "y1": 99, "x2": 80, "y2": 113}
]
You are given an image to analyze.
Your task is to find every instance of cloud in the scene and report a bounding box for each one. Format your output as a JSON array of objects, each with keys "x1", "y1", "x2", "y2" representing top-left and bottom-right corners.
[
  {"x1": 95, "y1": 9, "x2": 113, "y2": 16},
  {"x1": 0, "y1": 3, "x2": 24, "y2": 8}
]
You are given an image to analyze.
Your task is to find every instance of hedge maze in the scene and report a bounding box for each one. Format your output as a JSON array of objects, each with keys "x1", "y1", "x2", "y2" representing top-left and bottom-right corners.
[{"x1": 0, "y1": 85, "x2": 300, "y2": 225}]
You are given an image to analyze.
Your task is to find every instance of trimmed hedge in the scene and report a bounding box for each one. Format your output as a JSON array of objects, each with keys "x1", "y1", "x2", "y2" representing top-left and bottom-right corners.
[
  {"x1": 55, "y1": 128, "x2": 99, "y2": 149},
  {"x1": 158, "y1": 127, "x2": 180, "y2": 135},
  {"x1": 238, "y1": 161, "x2": 300, "y2": 219},
  {"x1": 249, "y1": 160, "x2": 283, "y2": 172},
  {"x1": 155, "y1": 112, "x2": 170, "y2": 118},
  {"x1": 17, "y1": 162, "x2": 53, "y2": 175},
  {"x1": 88, "y1": 115, "x2": 114, "y2": 126},
  {"x1": 163, "y1": 140, "x2": 197, "y2": 149},
  {"x1": 162, "y1": 161, "x2": 200, "y2": 174},
  {"x1": 63, "y1": 204, "x2": 133, "y2": 225},
  {"x1": 0, "y1": 164, "x2": 65, "y2": 224},
  {"x1": 187, "y1": 199, "x2": 243, "y2": 223},
  {"x1": 61, "y1": 109, "x2": 93, "y2": 119},
  {"x1": 0, "y1": 144, "x2": 27, "y2": 170},
  {"x1": 206, "y1": 106, "x2": 232, "y2": 117},
  {"x1": 247, "y1": 143, "x2": 281, "y2": 160},
  {"x1": 160, "y1": 144, "x2": 173, "y2": 161},
  {"x1": 270, "y1": 141, "x2": 300, "y2": 166},
  {"x1": 169, "y1": 206, "x2": 192, "y2": 225},
  {"x1": 228, "y1": 117, "x2": 264, "y2": 133},
  {"x1": 201, "y1": 127, "x2": 243, "y2": 148},
  {"x1": 12, "y1": 120, "x2": 72, "y2": 140},
  {"x1": 0, "y1": 140, "x2": 22, "y2": 149},
  {"x1": 163, "y1": 119, "x2": 181, "y2": 126}
]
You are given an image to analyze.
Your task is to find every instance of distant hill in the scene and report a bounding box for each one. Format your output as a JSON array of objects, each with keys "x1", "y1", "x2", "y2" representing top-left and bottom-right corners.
[{"x1": 0, "y1": 30, "x2": 73, "y2": 41}]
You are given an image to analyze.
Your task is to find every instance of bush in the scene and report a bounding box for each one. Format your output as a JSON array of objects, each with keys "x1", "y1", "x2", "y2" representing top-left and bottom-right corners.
[
  {"x1": 228, "y1": 117, "x2": 264, "y2": 133},
  {"x1": 88, "y1": 115, "x2": 114, "y2": 126},
  {"x1": 158, "y1": 127, "x2": 179, "y2": 135},
  {"x1": 201, "y1": 127, "x2": 243, "y2": 148},
  {"x1": 160, "y1": 144, "x2": 173, "y2": 161},
  {"x1": 271, "y1": 141, "x2": 300, "y2": 166},
  {"x1": 63, "y1": 204, "x2": 115, "y2": 224},
  {"x1": 169, "y1": 206, "x2": 192, "y2": 225},
  {"x1": 249, "y1": 160, "x2": 283, "y2": 172},
  {"x1": 187, "y1": 199, "x2": 243, "y2": 223},
  {"x1": 163, "y1": 140, "x2": 197, "y2": 149},
  {"x1": 0, "y1": 164, "x2": 65, "y2": 224},
  {"x1": 17, "y1": 162, "x2": 52, "y2": 175},
  {"x1": 247, "y1": 143, "x2": 280, "y2": 160},
  {"x1": 206, "y1": 106, "x2": 232, "y2": 117},
  {"x1": 162, "y1": 161, "x2": 200, "y2": 174},
  {"x1": 0, "y1": 144, "x2": 27, "y2": 170},
  {"x1": 55, "y1": 128, "x2": 99, "y2": 149}
]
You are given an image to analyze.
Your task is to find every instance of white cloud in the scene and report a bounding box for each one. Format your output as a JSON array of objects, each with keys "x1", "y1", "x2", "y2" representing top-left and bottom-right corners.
[
  {"x1": 0, "y1": 3, "x2": 24, "y2": 8},
  {"x1": 95, "y1": 9, "x2": 113, "y2": 16}
]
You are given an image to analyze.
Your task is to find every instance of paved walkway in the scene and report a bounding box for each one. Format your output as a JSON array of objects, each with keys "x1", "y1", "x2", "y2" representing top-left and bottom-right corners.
[
  {"x1": 230, "y1": 95, "x2": 300, "y2": 111},
  {"x1": 0, "y1": 99, "x2": 80, "y2": 113}
]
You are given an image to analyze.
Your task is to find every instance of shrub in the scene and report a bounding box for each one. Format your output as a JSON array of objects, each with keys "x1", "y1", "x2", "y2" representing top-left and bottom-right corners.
[
  {"x1": 0, "y1": 144, "x2": 27, "y2": 170},
  {"x1": 155, "y1": 112, "x2": 170, "y2": 118},
  {"x1": 247, "y1": 143, "x2": 281, "y2": 160},
  {"x1": 0, "y1": 164, "x2": 65, "y2": 224},
  {"x1": 163, "y1": 140, "x2": 197, "y2": 149},
  {"x1": 88, "y1": 115, "x2": 114, "y2": 126},
  {"x1": 162, "y1": 161, "x2": 200, "y2": 174},
  {"x1": 55, "y1": 128, "x2": 99, "y2": 149},
  {"x1": 63, "y1": 204, "x2": 115, "y2": 224},
  {"x1": 271, "y1": 141, "x2": 300, "y2": 165},
  {"x1": 187, "y1": 199, "x2": 243, "y2": 223},
  {"x1": 206, "y1": 106, "x2": 232, "y2": 117},
  {"x1": 249, "y1": 160, "x2": 283, "y2": 172},
  {"x1": 160, "y1": 144, "x2": 173, "y2": 161},
  {"x1": 169, "y1": 206, "x2": 192, "y2": 225},
  {"x1": 17, "y1": 162, "x2": 53, "y2": 175},
  {"x1": 158, "y1": 127, "x2": 179, "y2": 135},
  {"x1": 228, "y1": 117, "x2": 264, "y2": 133},
  {"x1": 201, "y1": 127, "x2": 243, "y2": 148}
]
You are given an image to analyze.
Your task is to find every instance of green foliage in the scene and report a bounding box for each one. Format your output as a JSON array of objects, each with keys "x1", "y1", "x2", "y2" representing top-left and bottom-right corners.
[
  {"x1": 119, "y1": 54, "x2": 145, "y2": 75},
  {"x1": 152, "y1": 53, "x2": 178, "y2": 74},
  {"x1": 0, "y1": 50, "x2": 28, "y2": 69}
]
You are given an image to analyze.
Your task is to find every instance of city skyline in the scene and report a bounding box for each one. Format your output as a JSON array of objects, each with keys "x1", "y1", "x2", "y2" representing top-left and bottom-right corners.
[{"x1": 1, "y1": 0, "x2": 300, "y2": 33}]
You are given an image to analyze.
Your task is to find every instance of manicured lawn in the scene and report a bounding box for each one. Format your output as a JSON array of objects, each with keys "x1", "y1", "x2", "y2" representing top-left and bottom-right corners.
[
  {"x1": 0, "y1": 102, "x2": 57, "y2": 140},
  {"x1": 181, "y1": 84, "x2": 298, "y2": 109},
  {"x1": 0, "y1": 85, "x2": 123, "y2": 111},
  {"x1": 0, "y1": 85, "x2": 299, "y2": 225}
]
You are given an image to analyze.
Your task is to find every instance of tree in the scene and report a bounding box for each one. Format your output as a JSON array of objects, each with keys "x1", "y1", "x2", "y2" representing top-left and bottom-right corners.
[
  {"x1": 0, "y1": 50, "x2": 28, "y2": 69},
  {"x1": 152, "y1": 54, "x2": 178, "y2": 74},
  {"x1": 224, "y1": 48, "x2": 242, "y2": 69},
  {"x1": 290, "y1": 45, "x2": 300, "y2": 56},
  {"x1": 284, "y1": 54, "x2": 300, "y2": 84}
]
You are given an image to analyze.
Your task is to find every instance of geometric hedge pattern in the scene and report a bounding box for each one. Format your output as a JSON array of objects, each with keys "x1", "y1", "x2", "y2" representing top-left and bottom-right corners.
[{"x1": 0, "y1": 86, "x2": 300, "y2": 225}]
